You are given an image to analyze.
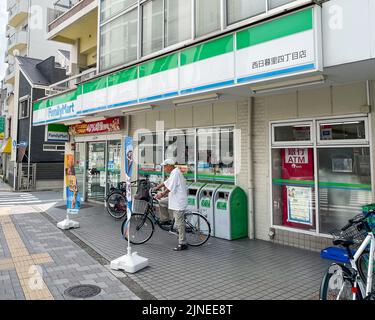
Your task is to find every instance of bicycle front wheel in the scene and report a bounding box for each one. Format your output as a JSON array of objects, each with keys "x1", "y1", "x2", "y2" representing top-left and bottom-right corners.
[
  {"x1": 319, "y1": 264, "x2": 362, "y2": 300},
  {"x1": 106, "y1": 192, "x2": 127, "y2": 219},
  {"x1": 184, "y1": 212, "x2": 211, "y2": 246},
  {"x1": 122, "y1": 214, "x2": 154, "y2": 245},
  {"x1": 357, "y1": 252, "x2": 375, "y2": 293}
]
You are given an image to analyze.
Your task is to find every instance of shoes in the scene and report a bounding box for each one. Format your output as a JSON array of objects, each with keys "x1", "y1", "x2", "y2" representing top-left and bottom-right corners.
[{"x1": 173, "y1": 244, "x2": 188, "y2": 251}]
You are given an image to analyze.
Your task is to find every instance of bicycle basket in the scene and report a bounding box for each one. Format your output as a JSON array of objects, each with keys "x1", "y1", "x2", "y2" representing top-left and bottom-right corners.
[
  {"x1": 331, "y1": 214, "x2": 368, "y2": 249},
  {"x1": 132, "y1": 199, "x2": 148, "y2": 214}
]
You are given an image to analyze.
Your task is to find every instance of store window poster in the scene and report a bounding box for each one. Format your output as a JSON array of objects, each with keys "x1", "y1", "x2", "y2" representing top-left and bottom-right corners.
[{"x1": 287, "y1": 186, "x2": 313, "y2": 225}]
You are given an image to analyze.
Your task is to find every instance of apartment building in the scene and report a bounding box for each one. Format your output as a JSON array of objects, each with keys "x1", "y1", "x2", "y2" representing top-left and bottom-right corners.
[
  {"x1": 1, "y1": 0, "x2": 72, "y2": 189},
  {"x1": 32, "y1": 0, "x2": 375, "y2": 251}
]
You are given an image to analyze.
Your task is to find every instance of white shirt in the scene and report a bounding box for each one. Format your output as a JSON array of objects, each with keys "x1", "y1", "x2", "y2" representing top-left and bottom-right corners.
[{"x1": 164, "y1": 167, "x2": 187, "y2": 211}]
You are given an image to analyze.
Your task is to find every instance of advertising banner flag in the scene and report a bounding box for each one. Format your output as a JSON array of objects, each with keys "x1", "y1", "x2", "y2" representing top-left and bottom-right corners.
[
  {"x1": 124, "y1": 136, "x2": 134, "y2": 236},
  {"x1": 65, "y1": 154, "x2": 81, "y2": 214}
]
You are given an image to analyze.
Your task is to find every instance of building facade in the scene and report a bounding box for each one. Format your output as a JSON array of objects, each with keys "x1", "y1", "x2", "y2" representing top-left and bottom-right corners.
[
  {"x1": 32, "y1": 0, "x2": 375, "y2": 251},
  {"x1": 2, "y1": 0, "x2": 72, "y2": 189}
]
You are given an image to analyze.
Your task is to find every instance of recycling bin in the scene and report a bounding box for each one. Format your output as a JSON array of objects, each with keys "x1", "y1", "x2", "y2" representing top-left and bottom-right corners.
[
  {"x1": 186, "y1": 182, "x2": 206, "y2": 211},
  {"x1": 214, "y1": 185, "x2": 248, "y2": 240},
  {"x1": 198, "y1": 183, "x2": 222, "y2": 235}
]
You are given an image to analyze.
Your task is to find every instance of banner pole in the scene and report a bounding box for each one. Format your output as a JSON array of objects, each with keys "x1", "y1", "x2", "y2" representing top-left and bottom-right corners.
[{"x1": 110, "y1": 136, "x2": 148, "y2": 273}]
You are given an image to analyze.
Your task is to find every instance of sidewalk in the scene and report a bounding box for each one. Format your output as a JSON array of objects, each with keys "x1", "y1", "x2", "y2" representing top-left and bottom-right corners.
[
  {"x1": 44, "y1": 197, "x2": 331, "y2": 300},
  {"x1": 0, "y1": 195, "x2": 140, "y2": 300},
  {"x1": 0, "y1": 179, "x2": 12, "y2": 192}
]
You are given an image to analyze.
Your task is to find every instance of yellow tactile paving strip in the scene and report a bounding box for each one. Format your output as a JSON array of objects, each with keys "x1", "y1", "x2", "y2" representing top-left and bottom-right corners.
[{"x1": 0, "y1": 212, "x2": 54, "y2": 300}]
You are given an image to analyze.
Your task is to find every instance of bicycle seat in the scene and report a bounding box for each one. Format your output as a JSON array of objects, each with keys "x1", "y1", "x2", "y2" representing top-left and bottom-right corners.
[{"x1": 333, "y1": 238, "x2": 355, "y2": 247}]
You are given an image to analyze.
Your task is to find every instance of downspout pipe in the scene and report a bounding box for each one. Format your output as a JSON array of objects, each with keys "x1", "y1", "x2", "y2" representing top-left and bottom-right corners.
[
  {"x1": 248, "y1": 97, "x2": 255, "y2": 239},
  {"x1": 27, "y1": 89, "x2": 33, "y2": 190}
]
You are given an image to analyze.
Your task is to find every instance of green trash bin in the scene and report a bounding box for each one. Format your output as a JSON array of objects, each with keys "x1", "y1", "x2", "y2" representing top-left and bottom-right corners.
[
  {"x1": 198, "y1": 183, "x2": 222, "y2": 236},
  {"x1": 187, "y1": 182, "x2": 206, "y2": 211},
  {"x1": 214, "y1": 185, "x2": 248, "y2": 240}
]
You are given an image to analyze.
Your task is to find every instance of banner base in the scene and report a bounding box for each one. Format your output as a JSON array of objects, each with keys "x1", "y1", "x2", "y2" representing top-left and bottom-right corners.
[
  {"x1": 57, "y1": 219, "x2": 80, "y2": 230},
  {"x1": 110, "y1": 252, "x2": 149, "y2": 273}
]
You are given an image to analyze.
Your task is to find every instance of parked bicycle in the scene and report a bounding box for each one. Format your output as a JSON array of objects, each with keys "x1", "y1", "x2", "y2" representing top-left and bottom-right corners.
[
  {"x1": 105, "y1": 178, "x2": 149, "y2": 219},
  {"x1": 319, "y1": 206, "x2": 375, "y2": 300},
  {"x1": 105, "y1": 181, "x2": 128, "y2": 219},
  {"x1": 121, "y1": 187, "x2": 211, "y2": 246}
]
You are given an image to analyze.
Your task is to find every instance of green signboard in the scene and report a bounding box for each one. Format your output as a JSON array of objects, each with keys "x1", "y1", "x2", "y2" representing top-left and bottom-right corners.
[{"x1": 0, "y1": 116, "x2": 5, "y2": 140}]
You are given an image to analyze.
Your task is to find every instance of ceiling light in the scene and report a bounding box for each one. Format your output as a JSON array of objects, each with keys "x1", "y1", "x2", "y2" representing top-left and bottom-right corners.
[
  {"x1": 173, "y1": 93, "x2": 220, "y2": 106},
  {"x1": 63, "y1": 119, "x2": 83, "y2": 126},
  {"x1": 83, "y1": 116, "x2": 106, "y2": 123},
  {"x1": 122, "y1": 105, "x2": 154, "y2": 115},
  {"x1": 249, "y1": 75, "x2": 325, "y2": 94}
]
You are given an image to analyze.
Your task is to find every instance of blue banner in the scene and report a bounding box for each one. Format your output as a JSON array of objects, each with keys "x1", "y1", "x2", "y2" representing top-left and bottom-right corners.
[{"x1": 66, "y1": 175, "x2": 81, "y2": 214}]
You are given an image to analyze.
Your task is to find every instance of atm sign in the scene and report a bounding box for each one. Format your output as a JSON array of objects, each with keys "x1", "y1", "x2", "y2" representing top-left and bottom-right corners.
[{"x1": 285, "y1": 148, "x2": 308, "y2": 164}]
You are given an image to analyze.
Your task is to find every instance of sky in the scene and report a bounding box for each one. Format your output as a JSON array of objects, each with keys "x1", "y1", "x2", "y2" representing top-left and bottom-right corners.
[{"x1": 0, "y1": 1, "x2": 7, "y2": 81}]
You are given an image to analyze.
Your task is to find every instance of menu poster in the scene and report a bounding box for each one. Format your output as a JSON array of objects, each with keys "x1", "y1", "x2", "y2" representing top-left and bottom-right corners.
[{"x1": 287, "y1": 186, "x2": 313, "y2": 225}]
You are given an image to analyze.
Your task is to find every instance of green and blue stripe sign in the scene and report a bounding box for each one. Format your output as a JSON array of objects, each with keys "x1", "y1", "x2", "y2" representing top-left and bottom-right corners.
[{"x1": 33, "y1": 6, "x2": 321, "y2": 126}]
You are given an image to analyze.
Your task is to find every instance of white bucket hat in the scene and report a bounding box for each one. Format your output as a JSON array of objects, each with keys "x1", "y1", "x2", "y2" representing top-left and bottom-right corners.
[{"x1": 160, "y1": 158, "x2": 176, "y2": 166}]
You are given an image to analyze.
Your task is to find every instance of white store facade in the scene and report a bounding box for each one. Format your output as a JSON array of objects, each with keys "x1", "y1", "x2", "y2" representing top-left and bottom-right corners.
[{"x1": 32, "y1": 0, "x2": 375, "y2": 251}]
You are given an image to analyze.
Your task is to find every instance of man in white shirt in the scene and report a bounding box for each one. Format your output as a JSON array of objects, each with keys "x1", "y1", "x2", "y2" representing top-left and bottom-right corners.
[{"x1": 154, "y1": 159, "x2": 188, "y2": 251}]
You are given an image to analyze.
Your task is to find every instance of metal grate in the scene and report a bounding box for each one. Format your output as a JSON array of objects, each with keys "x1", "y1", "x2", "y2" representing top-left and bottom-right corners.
[{"x1": 64, "y1": 285, "x2": 101, "y2": 298}]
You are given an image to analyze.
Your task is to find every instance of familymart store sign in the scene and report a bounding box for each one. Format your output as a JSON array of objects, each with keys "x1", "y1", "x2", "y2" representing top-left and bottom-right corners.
[{"x1": 33, "y1": 6, "x2": 322, "y2": 126}]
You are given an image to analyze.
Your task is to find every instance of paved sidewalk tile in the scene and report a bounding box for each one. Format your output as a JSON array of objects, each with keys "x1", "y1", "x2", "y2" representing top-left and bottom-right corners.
[
  {"x1": 44, "y1": 196, "x2": 330, "y2": 300},
  {"x1": 0, "y1": 198, "x2": 140, "y2": 300}
]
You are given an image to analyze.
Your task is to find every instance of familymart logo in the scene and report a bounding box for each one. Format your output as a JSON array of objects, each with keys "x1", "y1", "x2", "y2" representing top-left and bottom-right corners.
[{"x1": 48, "y1": 103, "x2": 75, "y2": 119}]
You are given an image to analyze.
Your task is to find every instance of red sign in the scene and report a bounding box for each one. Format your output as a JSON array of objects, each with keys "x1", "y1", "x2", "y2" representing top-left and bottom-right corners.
[{"x1": 69, "y1": 117, "x2": 121, "y2": 135}]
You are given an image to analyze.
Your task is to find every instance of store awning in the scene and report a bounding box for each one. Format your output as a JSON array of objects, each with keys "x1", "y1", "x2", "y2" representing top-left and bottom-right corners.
[{"x1": 0, "y1": 138, "x2": 12, "y2": 153}]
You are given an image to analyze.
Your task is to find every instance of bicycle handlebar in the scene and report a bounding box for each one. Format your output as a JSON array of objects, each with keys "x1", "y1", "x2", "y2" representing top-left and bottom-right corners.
[{"x1": 340, "y1": 209, "x2": 375, "y2": 232}]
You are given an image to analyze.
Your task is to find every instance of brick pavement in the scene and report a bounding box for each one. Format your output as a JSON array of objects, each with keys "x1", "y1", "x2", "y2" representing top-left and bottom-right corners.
[
  {"x1": 0, "y1": 193, "x2": 140, "y2": 300},
  {"x1": 43, "y1": 193, "x2": 331, "y2": 300}
]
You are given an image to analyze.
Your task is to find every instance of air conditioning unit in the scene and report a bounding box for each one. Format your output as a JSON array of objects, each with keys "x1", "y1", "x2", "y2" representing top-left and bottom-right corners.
[{"x1": 66, "y1": 62, "x2": 78, "y2": 76}]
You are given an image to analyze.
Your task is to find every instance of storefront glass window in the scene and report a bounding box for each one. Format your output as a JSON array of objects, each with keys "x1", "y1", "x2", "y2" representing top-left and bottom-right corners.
[
  {"x1": 271, "y1": 117, "x2": 373, "y2": 235},
  {"x1": 100, "y1": 9, "x2": 138, "y2": 71},
  {"x1": 165, "y1": 129, "x2": 195, "y2": 181},
  {"x1": 87, "y1": 142, "x2": 106, "y2": 202},
  {"x1": 274, "y1": 124, "x2": 311, "y2": 143},
  {"x1": 74, "y1": 143, "x2": 86, "y2": 201},
  {"x1": 268, "y1": 0, "x2": 295, "y2": 10},
  {"x1": 197, "y1": 127, "x2": 235, "y2": 183},
  {"x1": 107, "y1": 140, "x2": 122, "y2": 190},
  {"x1": 318, "y1": 147, "x2": 372, "y2": 234},
  {"x1": 100, "y1": 0, "x2": 137, "y2": 22},
  {"x1": 137, "y1": 132, "x2": 163, "y2": 183},
  {"x1": 196, "y1": 0, "x2": 221, "y2": 37},
  {"x1": 142, "y1": 0, "x2": 164, "y2": 56},
  {"x1": 227, "y1": 0, "x2": 266, "y2": 25},
  {"x1": 271, "y1": 148, "x2": 316, "y2": 231},
  {"x1": 165, "y1": 0, "x2": 192, "y2": 47},
  {"x1": 319, "y1": 120, "x2": 366, "y2": 142}
]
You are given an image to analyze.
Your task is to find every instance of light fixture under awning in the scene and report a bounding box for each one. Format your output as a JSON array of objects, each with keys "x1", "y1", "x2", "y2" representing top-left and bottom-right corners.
[{"x1": 0, "y1": 138, "x2": 12, "y2": 154}]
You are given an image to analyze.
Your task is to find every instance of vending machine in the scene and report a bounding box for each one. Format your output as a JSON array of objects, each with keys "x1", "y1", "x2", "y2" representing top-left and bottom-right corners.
[{"x1": 281, "y1": 148, "x2": 315, "y2": 229}]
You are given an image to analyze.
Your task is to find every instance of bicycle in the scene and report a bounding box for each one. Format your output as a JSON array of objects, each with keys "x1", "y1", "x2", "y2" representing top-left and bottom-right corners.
[
  {"x1": 319, "y1": 206, "x2": 375, "y2": 300},
  {"x1": 105, "y1": 179, "x2": 149, "y2": 219},
  {"x1": 121, "y1": 187, "x2": 211, "y2": 246}
]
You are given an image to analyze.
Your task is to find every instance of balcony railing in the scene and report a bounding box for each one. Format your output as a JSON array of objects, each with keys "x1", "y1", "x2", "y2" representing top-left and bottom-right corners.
[
  {"x1": 7, "y1": 30, "x2": 27, "y2": 54},
  {"x1": 47, "y1": 0, "x2": 95, "y2": 33},
  {"x1": 8, "y1": 0, "x2": 29, "y2": 27},
  {"x1": 47, "y1": 67, "x2": 97, "y2": 96}
]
